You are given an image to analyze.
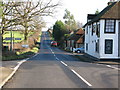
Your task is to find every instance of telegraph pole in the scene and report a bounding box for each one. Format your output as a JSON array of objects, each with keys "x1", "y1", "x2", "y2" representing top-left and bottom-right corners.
[{"x1": 10, "y1": 5, "x2": 13, "y2": 51}]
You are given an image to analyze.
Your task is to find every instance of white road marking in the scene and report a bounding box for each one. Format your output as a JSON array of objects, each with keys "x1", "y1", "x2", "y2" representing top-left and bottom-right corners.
[
  {"x1": 106, "y1": 65, "x2": 120, "y2": 70},
  {"x1": 56, "y1": 57, "x2": 59, "y2": 60},
  {"x1": 32, "y1": 53, "x2": 39, "y2": 58},
  {"x1": 14, "y1": 60, "x2": 26, "y2": 70},
  {"x1": 71, "y1": 69, "x2": 92, "y2": 87},
  {"x1": 33, "y1": 54, "x2": 37, "y2": 57},
  {"x1": 52, "y1": 51, "x2": 55, "y2": 54},
  {"x1": 25, "y1": 58, "x2": 29, "y2": 60},
  {"x1": 0, "y1": 60, "x2": 27, "y2": 89},
  {"x1": 61, "y1": 61, "x2": 68, "y2": 66}
]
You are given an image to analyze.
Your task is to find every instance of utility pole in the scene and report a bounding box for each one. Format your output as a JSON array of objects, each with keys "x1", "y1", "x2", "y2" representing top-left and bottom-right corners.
[{"x1": 10, "y1": 5, "x2": 13, "y2": 51}]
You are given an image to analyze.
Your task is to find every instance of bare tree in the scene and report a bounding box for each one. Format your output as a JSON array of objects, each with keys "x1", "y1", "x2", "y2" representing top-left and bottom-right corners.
[
  {"x1": 0, "y1": 1, "x2": 20, "y2": 49},
  {"x1": 14, "y1": 0, "x2": 60, "y2": 40}
]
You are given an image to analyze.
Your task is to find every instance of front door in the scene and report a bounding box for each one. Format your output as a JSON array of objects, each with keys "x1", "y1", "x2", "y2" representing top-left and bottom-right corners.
[{"x1": 118, "y1": 22, "x2": 120, "y2": 57}]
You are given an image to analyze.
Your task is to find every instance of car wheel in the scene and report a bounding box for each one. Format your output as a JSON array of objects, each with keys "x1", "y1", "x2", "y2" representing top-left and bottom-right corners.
[{"x1": 77, "y1": 50, "x2": 81, "y2": 53}]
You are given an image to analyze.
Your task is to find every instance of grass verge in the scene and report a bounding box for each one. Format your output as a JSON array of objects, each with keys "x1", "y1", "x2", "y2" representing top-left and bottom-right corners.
[
  {"x1": 2, "y1": 31, "x2": 42, "y2": 61},
  {"x1": 2, "y1": 46, "x2": 39, "y2": 61},
  {"x1": 2, "y1": 40, "x2": 41, "y2": 61}
]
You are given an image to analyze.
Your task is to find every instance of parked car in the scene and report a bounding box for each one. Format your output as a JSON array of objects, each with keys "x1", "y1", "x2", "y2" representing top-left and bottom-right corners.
[
  {"x1": 51, "y1": 41, "x2": 57, "y2": 47},
  {"x1": 73, "y1": 47, "x2": 84, "y2": 53}
]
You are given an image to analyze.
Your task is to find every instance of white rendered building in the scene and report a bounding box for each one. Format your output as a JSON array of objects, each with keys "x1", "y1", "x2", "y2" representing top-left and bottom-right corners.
[{"x1": 84, "y1": 1, "x2": 120, "y2": 59}]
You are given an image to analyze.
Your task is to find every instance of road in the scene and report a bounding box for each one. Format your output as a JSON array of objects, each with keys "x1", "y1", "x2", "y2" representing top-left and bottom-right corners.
[{"x1": 3, "y1": 32, "x2": 119, "y2": 88}]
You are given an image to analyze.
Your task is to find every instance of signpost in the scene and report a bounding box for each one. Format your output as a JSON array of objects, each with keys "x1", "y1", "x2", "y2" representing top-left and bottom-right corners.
[{"x1": 21, "y1": 45, "x2": 29, "y2": 48}]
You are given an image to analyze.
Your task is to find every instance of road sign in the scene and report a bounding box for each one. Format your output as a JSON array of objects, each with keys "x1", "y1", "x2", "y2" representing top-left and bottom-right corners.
[{"x1": 22, "y1": 45, "x2": 29, "y2": 48}]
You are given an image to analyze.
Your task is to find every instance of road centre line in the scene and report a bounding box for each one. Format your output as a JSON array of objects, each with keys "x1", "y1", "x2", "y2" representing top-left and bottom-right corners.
[
  {"x1": 56, "y1": 57, "x2": 59, "y2": 60},
  {"x1": 47, "y1": 43, "x2": 92, "y2": 87},
  {"x1": 60, "y1": 60, "x2": 92, "y2": 87},
  {"x1": 60, "y1": 61, "x2": 68, "y2": 66},
  {"x1": 71, "y1": 69, "x2": 92, "y2": 87}
]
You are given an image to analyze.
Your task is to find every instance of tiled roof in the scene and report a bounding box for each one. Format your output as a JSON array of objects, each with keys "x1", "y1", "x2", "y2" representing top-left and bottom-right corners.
[
  {"x1": 68, "y1": 33, "x2": 81, "y2": 41},
  {"x1": 83, "y1": 2, "x2": 117, "y2": 27},
  {"x1": 101, "y1": 1, "x2": 120, "y2": 19},
  {"x1": 76, "y1": 34, "x2": 84, "y2": 44},
  {"x1": 76, "y1": 28, "x2": 84, "y2": 35},
  {"x1": 68, "y1": 28, "x2": 84, "y2": 42},
  {"x1": 87, "y1": 14, "x2": 98, "y2": 20}
]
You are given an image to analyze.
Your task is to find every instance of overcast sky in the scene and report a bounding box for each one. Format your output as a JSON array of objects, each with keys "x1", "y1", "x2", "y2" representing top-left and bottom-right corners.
[{"x1": 42, "y1": 0, "x2": 112, "y2": 30}]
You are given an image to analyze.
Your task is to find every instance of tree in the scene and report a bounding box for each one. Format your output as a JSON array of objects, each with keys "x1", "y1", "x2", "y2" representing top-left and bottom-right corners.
[
  {"x1": 53, "y1": 20, "x2": 65, "y2": 41},
  {"x1": 0, "y1": 0, "x2": 2, "y2": 17},
  {"x1": 63, "y1": 9, "x2": 77, "y2": 31},
  {"x1": 53, "y1": 20, "x2": 68, "y2": 45},
  {"x1": 95, "y1": 9, "x2": 99, "y2": 14},
  {"x1": 0, "y1": 1, "x2": 20, "y2": 50},
  {"x1": 0, "y1": 0, "x2": 60, "y2": 49},
  {"x1": 13, "y1": 0, "x2": 60, "y2": 40},
  {"x1": 76, "y1": 21, "x2": 83, "y2": 28},
  {"x1": 0, "y1": 0, "x2": 2, "y2": 51}
]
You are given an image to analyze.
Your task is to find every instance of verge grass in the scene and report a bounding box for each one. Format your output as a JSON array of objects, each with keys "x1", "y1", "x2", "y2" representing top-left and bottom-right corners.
[{"x1": 2, "y1": 32, "x2": 41, "y2": 61}]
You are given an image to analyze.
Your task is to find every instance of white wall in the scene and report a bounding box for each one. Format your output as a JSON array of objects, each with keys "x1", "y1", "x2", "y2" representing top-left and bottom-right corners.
[
  {"x1": 85, "y1": 22, "x2": 100, "y2": 58},
  {"x1": 118, "y1": 20, "x2": 120, "y2": 58},
  {"x1": 85, "y1": 19, "x2": 119, "y2": 59},
  {"x1": 100, "y1": 20, "x2": 119, "y2": 59}
]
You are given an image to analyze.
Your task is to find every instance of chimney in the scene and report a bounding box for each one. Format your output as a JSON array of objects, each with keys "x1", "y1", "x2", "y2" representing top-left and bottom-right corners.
[{"x1": 108, "y1": 0, "x2": 115, "y2": 5}]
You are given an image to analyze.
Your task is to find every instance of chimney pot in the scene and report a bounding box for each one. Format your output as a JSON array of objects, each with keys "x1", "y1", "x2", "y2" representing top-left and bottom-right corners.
[{"x1": 108, "y1": 0, "x2": 115, "y2": 5}]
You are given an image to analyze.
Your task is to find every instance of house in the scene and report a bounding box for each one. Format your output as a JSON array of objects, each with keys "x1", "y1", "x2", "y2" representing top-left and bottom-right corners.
[
  {"x1": 65, "y1": 28, "x2": 84, "y2": 51},
  {"x1": 75, "y1": 28, "x2": 85, "y2": 48},
  {"x1": 84, "y1": 0, "x2": 120, "y2": 59},
  {"x1": 47, "y1": 29, "x2": 53, "y2": 35}
]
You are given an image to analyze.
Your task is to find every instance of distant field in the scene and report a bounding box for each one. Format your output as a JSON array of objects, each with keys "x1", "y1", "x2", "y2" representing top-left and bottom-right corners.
[{"x1": 3, "y1": 31, "x2": 34, "y2": 43}]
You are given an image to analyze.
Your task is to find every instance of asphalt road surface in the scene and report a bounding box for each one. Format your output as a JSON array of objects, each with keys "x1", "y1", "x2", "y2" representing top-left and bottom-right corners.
[{"x1": 3, "y1": 32, "x2": 119, "y2": 88}]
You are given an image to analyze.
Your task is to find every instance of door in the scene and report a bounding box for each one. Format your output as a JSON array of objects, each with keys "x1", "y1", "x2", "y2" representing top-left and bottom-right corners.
[{"x1": 118, "y1": 22, "x2": 120, "y2": 57}]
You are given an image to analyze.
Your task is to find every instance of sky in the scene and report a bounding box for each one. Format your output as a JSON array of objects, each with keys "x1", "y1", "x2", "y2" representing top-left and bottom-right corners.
[
  {"x1": 42, "y1": 0, "x2": 111, "y2": 31},
  {"x1": 3, "y1": 0, "x2": 112, "y2": 31}
]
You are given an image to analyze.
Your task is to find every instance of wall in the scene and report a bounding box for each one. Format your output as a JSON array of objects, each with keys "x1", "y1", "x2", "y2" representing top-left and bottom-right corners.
[
  {"x1": 99, "y1": 19, "x2": 119, "y2": 59},
  {"x1": 85, "y1": 22, "x2": 100, "y2": 58},
  {"x1": 118, "y1": 21, "x2": 120, "y2": 58}
]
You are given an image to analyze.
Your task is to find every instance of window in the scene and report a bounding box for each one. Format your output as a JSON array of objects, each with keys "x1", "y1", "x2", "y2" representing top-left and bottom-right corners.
[
  {"x1": 92, "y1": 24, "x2": 96, "y2": 35},
  {"x1": 96, "y1": 24, "x2": 100, "y2": 37},
  {"x1": 105, "y1": 20, "x2": 116, "y2": 33},
  {"x1": 95, "y1": 40, "x2": 99, "y2": 53},
  {"x1": 93, "y1": 25, "x2": 96, "y2": 33},
  {"x1": 92, "y1": 24, "x2": 93, "y2": 35},
  {"x1": 86, "y1": 26, "x2": 88, "y2": 34},
  {"x1": 105, "y1": 39, "x2": 113, "y2": 54},
  {"x1": 86, "y1": 43, "x2": 88, "y2": 51}
]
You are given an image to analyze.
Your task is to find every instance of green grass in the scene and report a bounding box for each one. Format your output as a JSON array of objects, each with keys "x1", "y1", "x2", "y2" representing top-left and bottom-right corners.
[
  {"x1": 2, "y1": 31, "x2": 41, "y2": 61},
  {"x1": 2, "y1": 32, "x2": 41, "y2": 61},
  {"x1": 2, "y1": 46, "x2": 40, "y2": 61},
  {"x1": 3, "y1": 31, "x2": 34, "y2": 43},
  {"x1": 0, "y1": 1, "x2": 2, "y2": 17},
  {"x1": 3, "y1": 31, "x2": 24, "y2": 43}
]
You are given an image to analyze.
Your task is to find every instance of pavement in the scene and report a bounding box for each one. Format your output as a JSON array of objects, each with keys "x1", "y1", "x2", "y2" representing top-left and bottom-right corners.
[
  {"x1": 0, "y1": 59, "x2": 28, "y2": 88},
  {"x1": 73, "y1": 53, "x2": 120, "y2": 65}
]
